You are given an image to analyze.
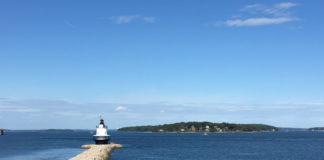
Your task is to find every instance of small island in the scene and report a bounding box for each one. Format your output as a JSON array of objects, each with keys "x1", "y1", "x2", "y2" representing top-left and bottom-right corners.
[
  {"x1": 0, "y1": 129, "x2": 3, "y2": 135},
  {"x1": 118, "y1": 122, "x2": 277, "y2": 133}
]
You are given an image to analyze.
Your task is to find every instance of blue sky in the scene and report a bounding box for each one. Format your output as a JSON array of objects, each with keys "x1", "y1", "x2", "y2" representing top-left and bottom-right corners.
[{"x1": 1, "y1": 0, "x2": 324, "y2": 129}]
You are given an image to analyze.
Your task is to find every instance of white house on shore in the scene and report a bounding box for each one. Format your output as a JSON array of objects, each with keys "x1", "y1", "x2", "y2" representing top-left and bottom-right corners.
[{"x1": 205, "y1": 125, "x2": 210, "y2": 132}]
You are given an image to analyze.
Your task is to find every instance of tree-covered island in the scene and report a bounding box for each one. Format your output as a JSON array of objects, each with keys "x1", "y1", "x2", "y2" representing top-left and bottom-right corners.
[{"x1": 118, "y1": 122, "x2": 277, "y2": 133}]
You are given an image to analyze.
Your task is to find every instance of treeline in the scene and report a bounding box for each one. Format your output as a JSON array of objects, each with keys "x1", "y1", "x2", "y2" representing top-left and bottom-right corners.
[{"x1": 118, "y1": 121, "x2": 277, "y2": 132}]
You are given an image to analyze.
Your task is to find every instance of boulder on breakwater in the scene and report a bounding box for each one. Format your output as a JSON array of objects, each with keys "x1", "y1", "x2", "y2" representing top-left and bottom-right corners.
[{"x1": 69, "y1": 144, "x2": 122, "y2": 160}]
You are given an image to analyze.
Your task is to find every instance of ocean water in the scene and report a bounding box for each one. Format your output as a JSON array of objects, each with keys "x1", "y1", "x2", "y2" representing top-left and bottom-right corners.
[{"x1": 1, "y1": 130, "x2": 324, "y2": 160}]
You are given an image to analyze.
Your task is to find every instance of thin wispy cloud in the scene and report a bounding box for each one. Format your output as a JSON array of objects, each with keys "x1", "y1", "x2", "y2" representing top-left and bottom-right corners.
[
  {"x1": 241, "y1": 2, "x2": 297, "y2": 16},
  {"x1": 0, "y1": 106, "x2": 41, "y2": 113},
  {"x1": 221, "y1": 2, "x2": 298, "y2": 27},
  {"x1": 115, "y1": 106, "x2": 127, "y2": 111},
  {"x1": 110, "y1": 15, "x2": 156, "y2": 24},
  {"x1": 226, "y1": 17, "x2": 295, "y2": 27},
  {"x1": 240, "y1": 4, "x2": 264, "y2": 12},
  {"x1": 275, "y1": 2, "x2": 297, "y2": 9}
]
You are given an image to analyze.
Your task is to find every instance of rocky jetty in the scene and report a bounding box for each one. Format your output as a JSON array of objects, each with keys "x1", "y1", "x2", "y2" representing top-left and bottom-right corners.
[{"x1": 70, "y1": 144, "x2": 122, "y2": 160}]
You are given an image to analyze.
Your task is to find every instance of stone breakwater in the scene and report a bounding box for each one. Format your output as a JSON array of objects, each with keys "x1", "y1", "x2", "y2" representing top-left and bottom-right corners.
[{"x1": 69, "y1": 144, "x2": 123, "y2": 160}]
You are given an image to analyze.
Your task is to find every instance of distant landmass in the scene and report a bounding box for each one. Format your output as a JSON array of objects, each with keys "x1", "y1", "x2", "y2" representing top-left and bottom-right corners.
[
  {"x1": 45, "y1": 129, "x2": 74, "y2": 132},
  {"x1": 118, "y1": 122, "x2": 277, "y2": 133},
  {"x1": 308, "y1": 127, "x2": 324, "y2": 131},
  {"x1": 277, "y1": 128, "x2": 308, "y2": 132}
]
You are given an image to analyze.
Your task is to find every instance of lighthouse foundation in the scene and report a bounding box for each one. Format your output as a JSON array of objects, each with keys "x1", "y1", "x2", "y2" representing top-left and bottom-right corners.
[{"x1": 93, "y1": 135, "x2": 110, "y2": 144}]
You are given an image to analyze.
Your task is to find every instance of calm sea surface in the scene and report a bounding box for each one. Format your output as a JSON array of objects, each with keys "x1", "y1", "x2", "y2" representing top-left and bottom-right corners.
[{"x1": 0, "y1": 130, "x2": 324, "y2": 160}]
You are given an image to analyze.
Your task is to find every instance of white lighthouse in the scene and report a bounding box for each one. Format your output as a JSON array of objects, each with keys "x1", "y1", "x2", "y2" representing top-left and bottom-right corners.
[{"x1": 93, "y1": 118, "x2": 110, "y2": 144}]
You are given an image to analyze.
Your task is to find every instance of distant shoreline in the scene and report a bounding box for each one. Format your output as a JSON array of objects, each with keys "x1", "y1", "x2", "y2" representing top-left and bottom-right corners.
[
  {"x1": 46, "y1": 129, "x2": 74, "y2": 132},
  {"x1": 308, "y1": 127, "x2": 324, "y2": 131}
]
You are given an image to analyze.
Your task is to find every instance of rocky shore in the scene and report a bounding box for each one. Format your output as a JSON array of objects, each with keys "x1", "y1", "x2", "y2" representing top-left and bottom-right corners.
[{"x1": 69, "y1": 144, "x2": 122, "y2": 160}]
